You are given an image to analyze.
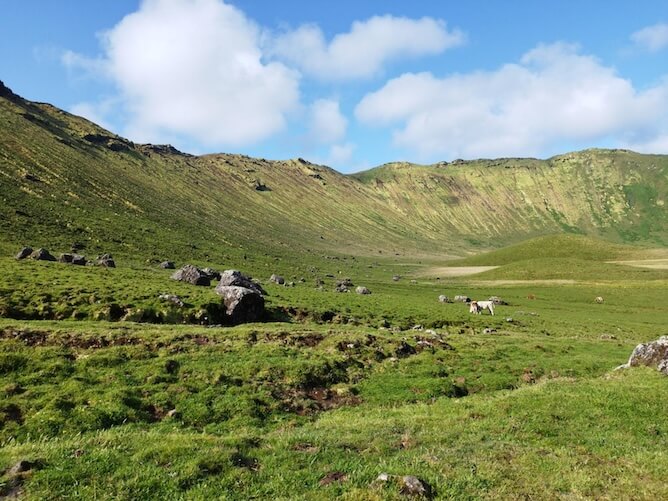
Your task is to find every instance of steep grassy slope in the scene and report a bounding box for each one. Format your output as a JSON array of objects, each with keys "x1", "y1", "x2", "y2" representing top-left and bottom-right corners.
[
  {"x1": 1, "y1": 80, "x2": 667, "y2": 269},
  {"x1": 353, "y1": 152, "x2": 668, "y2": 247}
]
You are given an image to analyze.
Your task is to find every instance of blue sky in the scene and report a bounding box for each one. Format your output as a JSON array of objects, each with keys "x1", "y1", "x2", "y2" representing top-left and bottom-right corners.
[{"x1": 1, "y1": 0, "x2": 668, "y2": 172}]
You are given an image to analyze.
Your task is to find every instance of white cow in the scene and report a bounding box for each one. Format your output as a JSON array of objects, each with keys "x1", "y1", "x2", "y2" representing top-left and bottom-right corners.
[{"x1": 469, "y1": 300, "x2": 495, "y2": 315}]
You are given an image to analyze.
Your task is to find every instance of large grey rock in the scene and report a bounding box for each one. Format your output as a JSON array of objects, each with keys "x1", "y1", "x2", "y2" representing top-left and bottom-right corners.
[
  {"x1": 171, "y1": 265, "x2": 210, "y2": 286},
  {"x1": 620, "y1": 336, "x2": 668, "y2": 375},
  {"x1": 216, "y1": 285, "x2": 265, "y2": 324},
  {"x1": 15, "y1": 247, "x2": 32, "y2": 259},
  {"x1": 217, "y1": 270, "x2": 265, "y2": 295},
  {"x1": 30, "y1": 248, "x2": 56, "y2": 261}
]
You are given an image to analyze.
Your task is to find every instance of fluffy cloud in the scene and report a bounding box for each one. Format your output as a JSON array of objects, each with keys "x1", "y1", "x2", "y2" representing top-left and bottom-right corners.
[
  {"x1": 269, "y1": 15, "x2": 464, "y2": 80},
  {"x1": 66, "y1": 0, "x2": 299, "y2": 146},
  {"x1": 631, "y1": 23, "x2": 668, "y2": 52},
  {"x1": 356, "y1": 43, "x2": 668, "y2": 159},
  {"x1": 308, "y1": 99, "x2": 347, "y2": 144}
]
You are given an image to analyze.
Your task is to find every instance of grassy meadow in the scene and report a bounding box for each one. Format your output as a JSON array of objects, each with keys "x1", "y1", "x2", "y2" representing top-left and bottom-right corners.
[{"x1": 1, "y1": 236, "x2": 667, "y2": 500}]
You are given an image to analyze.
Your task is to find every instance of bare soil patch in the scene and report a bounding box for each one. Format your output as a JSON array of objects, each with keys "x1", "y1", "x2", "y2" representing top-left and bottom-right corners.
[{"x1": 416, "y1": 266, "x2": 498, "y2": 278}]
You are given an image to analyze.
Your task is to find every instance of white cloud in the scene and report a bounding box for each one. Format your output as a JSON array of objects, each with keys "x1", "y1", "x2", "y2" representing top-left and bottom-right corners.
[
  {"x1": 65, "y1": 0, "x2": 300, "y2": 147},
  {"x1": 631, "y1": 23, "x2": 668, "y2": 52},
  {"x1": 308, "y1": 99, "x2": 347, "y2": 144},
  {"x1": 356, "y1": 43, "x2": 668, "y2": 159},
  {"x1": 269, "y1": 15, "x2": 464, "y2": 80}
]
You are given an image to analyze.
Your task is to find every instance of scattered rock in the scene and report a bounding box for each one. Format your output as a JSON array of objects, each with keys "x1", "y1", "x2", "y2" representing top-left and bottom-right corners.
[
  {"x1": 400, "y1": 475, "x2": 431, "y2": 498},
  {"x1": 411, "y1": 324, "x2": 424, "y2": 331},
  {"x1": 336, "y1": 278, "x2": 354, "y2": 287},
  {"x1": 30, "y1": 248, "x2": 56, "y2": 261},
  {"x1": 218, "y1": 270, "x2": 266, "y2": 295},
  {"x1": 270, "y1": 274, "x2": 285, "y2": 285},
  {"x1": 159, "y1": 261, "x2": 175, "y2": 269},
  {"x1": 505, "y1": 317, "x2": 513, "y2": 323},
  {"x1": 595, "y1": 296, "x2": 604, "y2": 304},
  {"x1": 377, "y1": 472, "x2": 390, "y2": 482},
  {"x1": 15, "y1": 247, "x2": 32, "y2": 259},
  {"x1": 600, "y1": 333, "x2": 617, "y2": 340},
  {"x1": 454, "y1": 295, "x2": 470, "y2": 303},
  {"x1": 72, "y1": 255, "x2": 86, "y2": 265},
  {"x1": 356, "y1": 286, "x2": 371, "y2": 295},
  {"x1": 618, "y1": 336, "x2": 668, "y2": 375},
  {"x1": 201, "y1": 267, "x2": 221, "y2": 281},
  {"x1": 392, "y1": 275, "x2": 401, "y2": 281},
  {"x1": 410, "y1": 279, "x2": 417, "y2": 284},
  {"x1": 158, "y1": 294, "x2": 184, "y2": 307},
  {"x1": 171, "y1": 265, "x2": 211, "y2": 286},
  {"x1": 97, "y1": 254, "x2": 115, "y2": 267},
  {"x1": 488, "y1": 296, "x2": 508, "y2": 305},
  {"x1": 438, "y1": 295, "x2": 451, "y2": 303},
  {"x1": 215, "y1": 286, "x2": 265, "y2": 324},
  {"x1": 58, "y1": 253, "x2": 74, "y2": 263},
  {"x1": 483, "y1": 328, "x2": 497, "y2": 334},
  {"x1": 395, "y1": 341, "x2": 417, "y2": 358},
  {"x1": 334, "y1": 284, "x2": 349, "y2": 293}
]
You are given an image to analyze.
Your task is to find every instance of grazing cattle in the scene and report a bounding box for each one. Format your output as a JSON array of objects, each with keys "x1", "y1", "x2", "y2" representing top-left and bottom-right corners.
[
  {"x1": 595, "y1": 296, "x2": 604, "y2": 304},
  {"x1": 527, "y1": 294, "x2": 536, "y2": 300},
  {"x1": 469, "y1": 300, "x2": 495, "y2": 315}
]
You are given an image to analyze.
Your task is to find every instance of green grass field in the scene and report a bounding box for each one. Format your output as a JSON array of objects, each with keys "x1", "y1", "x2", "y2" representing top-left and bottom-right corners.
[{"x1": 1, "y1": 244, "x2": 667, "y2": 499}]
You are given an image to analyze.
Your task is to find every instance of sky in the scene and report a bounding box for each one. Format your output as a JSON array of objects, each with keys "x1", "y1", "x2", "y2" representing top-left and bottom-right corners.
[{"x1": 1, "y1": 0, "x2": 668, "y2": 173}]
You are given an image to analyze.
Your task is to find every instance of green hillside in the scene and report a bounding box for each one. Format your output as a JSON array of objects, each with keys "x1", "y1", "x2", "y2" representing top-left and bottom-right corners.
[{"x1": 2, "y1": 80, "x2": 667, "y2": 269}]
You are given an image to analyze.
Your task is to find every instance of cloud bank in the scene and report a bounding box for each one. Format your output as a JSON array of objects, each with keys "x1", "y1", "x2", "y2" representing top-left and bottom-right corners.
[
  {"x1": 66, "y1": 0, "x2": 300, "y2": 146},
  {"x1": 269, "y1": 15, "x2": 464, "y2": 80},
  {"x1": 356, "y1": 43, "x2": 668, "y2": 159}
]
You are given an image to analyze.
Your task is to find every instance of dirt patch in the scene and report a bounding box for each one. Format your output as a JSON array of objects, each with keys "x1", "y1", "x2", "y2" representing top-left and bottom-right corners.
[
  {"x1": 416, "y1": 266, "x2": 498, "y2": 278},
  {"x1": 608, "y1": 259, "x2": 668, "y2": 270}
]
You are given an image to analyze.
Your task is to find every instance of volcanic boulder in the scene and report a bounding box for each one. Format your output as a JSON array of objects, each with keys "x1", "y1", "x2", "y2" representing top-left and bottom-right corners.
[
  {"x1": 215, "y1": 285, "x2": 265, "y2": 324},
  {"x1": 171, "y1": 265, "x2": 211, "y2": 286}
]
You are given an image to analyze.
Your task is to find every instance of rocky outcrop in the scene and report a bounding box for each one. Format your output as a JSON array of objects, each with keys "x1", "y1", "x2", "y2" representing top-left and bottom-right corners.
[
  {"x1": 171, "y1": 265, "x2": 211, "y2": 286},
  {"x1": 619, "y1": 336, "x2": 668, "y2": 375},
  {"x1": 215, "y1": 286, "x2": 265, "y2": 324}
]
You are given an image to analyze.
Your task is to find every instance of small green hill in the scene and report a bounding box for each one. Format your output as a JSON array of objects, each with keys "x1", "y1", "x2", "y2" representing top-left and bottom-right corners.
[{"x1": 452, "y1": 234, "x2": 640, "y2": 266}]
